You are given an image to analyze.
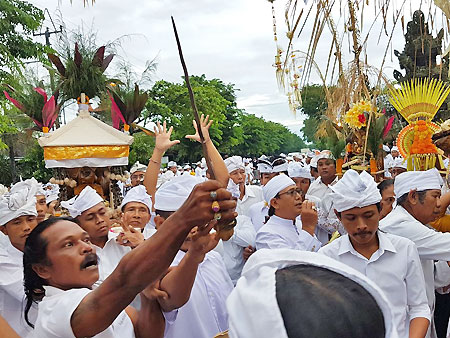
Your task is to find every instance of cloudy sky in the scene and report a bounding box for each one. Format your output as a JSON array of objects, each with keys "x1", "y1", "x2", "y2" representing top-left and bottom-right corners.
[{"x1": 27, "y1": 0, "x2": 444, "y2": 134}]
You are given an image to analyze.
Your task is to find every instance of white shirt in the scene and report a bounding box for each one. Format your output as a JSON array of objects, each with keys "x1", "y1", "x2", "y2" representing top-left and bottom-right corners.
[
  {"x1": 165, "y1": 251, "x2": 233, "y2": 338},
  {"x1": 33, "y1": 286, "x2": 135, "y2": 338},
  {"x1": 195, "y1": 167, "x2": 205, "y2": 177},
  {"x1": 248, "y1": 201, "x2": 268, "y2": 232},
  {"x1": 384, "y1": 154, "x2": 393, "y2": 177},
  {"x1": 236, "y1": 185, "x2": 264, "y2": 217},
  {"x1": 319, "y1": 231, "x2": 430, "y2": 338},
  {"x1": 380, "y1": 205, "x2": 450, "y2": 338},
  {"x1": 256, "y1": 215, "x2": 322, "y2": 252},
  {"x1": 305, "y1": 176, "x2": 341, "y2": 244},
  {"x1": 220, "y1": 215, "x2": 256, "y2": 284},
  {"x1": 0, "y1": 241, "x2": 36, "y2": 337},
  {"x1": 158, "y1": 170, "x2": 175, "y2": 187}
]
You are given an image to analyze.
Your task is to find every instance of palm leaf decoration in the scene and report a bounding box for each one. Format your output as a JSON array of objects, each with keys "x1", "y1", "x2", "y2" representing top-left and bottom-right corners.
[
  {"x1": 48, "y1": 42, "x2": 115, "y2": 102},
  {"x1": 366, "y1": 111, "x2": 395, "y2": 158}
]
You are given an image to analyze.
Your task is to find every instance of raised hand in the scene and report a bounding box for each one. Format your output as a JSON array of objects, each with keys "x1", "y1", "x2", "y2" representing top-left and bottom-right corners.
[
  {"x1": 188, "y1": 222, "x2": 220, "y2": 260},
  {"x1": 301, "y1": 200, "x2": 318, "y2": 236},
  {"x1": 154, "y1": 121, "x2": 180, "y2": 153},
  {"x1": 185, "y1": 114, "x2": 213, "y2": 143}
]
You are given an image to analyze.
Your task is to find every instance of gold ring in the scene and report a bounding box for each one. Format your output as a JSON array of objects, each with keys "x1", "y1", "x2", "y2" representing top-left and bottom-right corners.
[{"x1": 212, "y1": 201, "x2": 220, "y2": 212}]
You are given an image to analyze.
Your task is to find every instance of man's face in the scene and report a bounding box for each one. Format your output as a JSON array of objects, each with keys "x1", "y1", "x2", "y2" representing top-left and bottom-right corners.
[
  {"x1": 130, "y1": 170, "x2": 145, "y2": 187},
  {"x1": 77, "y1": 202, "x2": 110, "y2": 241},
  {"x1": 292, "y1": 177, "x2": 311, "y2": 197},
  {"x1": 306, "y1": 157, "x2": 312, "y2": 164},
  {"x1": 412, "y1": 189, "x2": 442, "y2": 224},
  {"x1": 392, "y1": 150, "x2": 399, "y2": 158},
  {"x1": 260, "y1": 172, "x2": 277, "y2": 186},
  {"x1": 230, "y1": 168, "x2": 245, "y2": 185},
  {"x1": 37, "y1": 220, "x2": 99, "y2": 289},
  {"x1": 317, "y1": 158, "x2": 336, "y2": 181},
  {"x1": 36, "y1": 195, "x2": 48, "y2": 223},
  {"x1": 390, "y1": 167, "x2": 407, "y2": 178},
  {"x1": 1, "y1": 215, "x2": 38, "y2": 251},
  {"x1": 337, "y1": 205, "x2": 379, "y2": 247},
  {"x1": 122, "y1": 202, "x2": 150, "y2": 229},
  {"x1": 169, "y1": 166, "x2": 177, "y2": 174},
  {"x1": 272, "y1": 185, "x2": 303, "y2": 219},
  {"x1": 379, "y1": 185, "x2": 395, "y2": 220}
]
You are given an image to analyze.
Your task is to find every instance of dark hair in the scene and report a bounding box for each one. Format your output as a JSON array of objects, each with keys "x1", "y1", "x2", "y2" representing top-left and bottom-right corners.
[
  {"x1": 377, "y1": 179, "x2": 394, "y2": 194},
  {"x1": 275, "y1": 265, "x2": 385, "y2": 338},
  {"x1": 155, "y1": 209, "x2": 175, "y2": 220},
  {"x1": 310, "y1": 167, "x2": 318, "y2": 174},
  {"x1": 336, "y1": 202, "x2": 382, "y2": 218},
  {"x1": 397, "y1": 190, "x2": 428, "y2": 207},
  {"x1": 23, "y1": 216, "x2": 78, "y2": 327}
]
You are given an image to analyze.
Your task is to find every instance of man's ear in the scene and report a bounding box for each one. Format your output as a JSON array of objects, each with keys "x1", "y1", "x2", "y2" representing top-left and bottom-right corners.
[
  {"x1": 0, "y1": 225, "x2": 7, "y2": 236},
  {"x1": 154, "y1": 216, "x2": 165, "y2": 230},
  {"x1": 32, "y1": 264, "x2": 51, "y2": 280},
  {"x1": 408, "y1": 190, "x2": 418, "y2": 206},
  {"x1": 271, "y1": 198, "x2": 280, "y2": 210}
]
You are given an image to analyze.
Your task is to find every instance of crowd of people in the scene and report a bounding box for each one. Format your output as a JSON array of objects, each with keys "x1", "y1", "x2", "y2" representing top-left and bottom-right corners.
[{"x1": 1, "y1": 115, "x2": 450, "y2": 338}]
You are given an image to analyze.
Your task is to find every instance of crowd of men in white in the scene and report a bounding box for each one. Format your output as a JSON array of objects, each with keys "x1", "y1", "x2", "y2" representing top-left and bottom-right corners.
[{"x1": 1, "y1": 118, "x2": 450, "y2": 338}]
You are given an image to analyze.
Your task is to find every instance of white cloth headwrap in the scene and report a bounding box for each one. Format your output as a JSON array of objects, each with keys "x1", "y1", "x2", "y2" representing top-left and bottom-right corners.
[
  {"x1": 60, "y1": 186, "x2": 103, "y2": 218},
  {"x1": 271, "y1": 159, "x2": 288, "y2": 173},
  {"x1": 154, "y1": 175, "x2": 205, "y2": 211},
  {"x1": 310, "y1": 155, "x2": 319, "y2": 168},
  {"x1": 391, "y1": 146, "x2": 399, "y2": 152},
  {"x1": 36, "y1": 184, "x2": 46, "y2": 196},
  {"x1": 330, "y1": 169, "x2": 381, "y2": 212},
  {"x1": 167, "y1": 161, "x2": 177, "y2": 168},
  {"x1": 0, "y1": 178, "x2": 39, "y2": 226},
  {"x1": 120, "y1": 185, "x2": 152, "y2": 212},
  {"x1": 263, "y1": 174, "x2": 295, "y2": 204},
  {"x1": 130, "y1": 161, "x2": 147, "y2": 174},
  {"x1": 257, "y1": 161, "x2": 272, "y2": 174},
  {"x1": 227, "y1": 248, "x2": 398, "y2": 338},
  {"x1": 383, "y1": 145, "x2": 390, "y2": 152},
  {"x1": 45, "y1": 184, "x2": 60, "y2": 204},
  {"x1": 225, "y1": 156, "x2": 245, "y2": 173},
  {"x1": 390, "y1": 157, "x2": 407, "y2": 169},
  {"x1": 394, "y1": 168, "x2": 443, "y2": 198},
  {"x1": 288, "y1": 162, "x2": 312, "y2": 180}
]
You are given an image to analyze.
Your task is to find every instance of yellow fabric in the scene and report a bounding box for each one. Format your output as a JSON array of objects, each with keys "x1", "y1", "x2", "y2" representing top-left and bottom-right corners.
[
  {"x1": 44, "y1": 145, "x2": 129, "y2": 160},
  {"x1": 430, "y1": 215, "x2": 450, "y2": 233}
]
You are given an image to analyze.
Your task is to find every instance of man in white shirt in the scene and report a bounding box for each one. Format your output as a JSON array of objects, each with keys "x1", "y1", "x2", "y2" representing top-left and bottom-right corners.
[
  {"x1": 305, "y1": 151, "x2": 341, "y2": 244},
  {"x1": 319, "y1": 169, "x2": 430, "y2": 338},
  {"x1": 35, "y1": 184, "x2": 48, "y2": 224},
  {"x1": 158, "y1": 161, "x2": 178, "y2": 187},
  {"x1": 383, "y1": 145, "x2": 393, "y2": 178},
  {"x1": 256, "y1": 174, "x2": 321, "y2": 251},
  {"x1": 0, "y1": 179, "x2": 40, "y2": 336},
  {"x1": 225, "y1": 156, "x2": 263, "y2": 217},
  {"x1": 288, "y1": 161, "x2": 312, "y2": 197},
  {"x1": 390, "y1": 157, "x2": 408, "y2": 178},
  {"x1": 380, "y1": 168, "x2": 450, "y2": 338}
]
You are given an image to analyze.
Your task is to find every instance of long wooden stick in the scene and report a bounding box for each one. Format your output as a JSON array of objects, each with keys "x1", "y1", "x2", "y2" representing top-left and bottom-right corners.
[{"x1": 171, "y1": 16, "x2": 215, "y2": 179}]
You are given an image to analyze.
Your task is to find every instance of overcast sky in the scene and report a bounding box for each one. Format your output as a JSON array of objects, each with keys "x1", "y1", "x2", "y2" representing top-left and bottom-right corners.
[{"x1": 27, "y1": 0, "x2": 445, "y2": 134}]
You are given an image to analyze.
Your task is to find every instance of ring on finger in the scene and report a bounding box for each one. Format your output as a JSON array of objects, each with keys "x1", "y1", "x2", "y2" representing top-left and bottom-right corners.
[
  {"x1": 212, "y1": 201, "x2": 220, "y2": 213},
  {"x1": 210, "y1": 191, "x2": 218, "y2": 200},
  {"x1": 214, "y1": 212, "x2": 222, "y2": 221},
  {"x1": 311, "y1": 206, "x2": 317, "y2": 211}
]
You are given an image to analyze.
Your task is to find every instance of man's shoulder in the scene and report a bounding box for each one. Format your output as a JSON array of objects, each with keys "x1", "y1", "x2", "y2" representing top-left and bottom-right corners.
[
  {"x1": 380, "y1": 231, "x2": 417, "y2": 250},
  {"x1": 318, "y1": 235, "x2": 346, "y2": 255}
]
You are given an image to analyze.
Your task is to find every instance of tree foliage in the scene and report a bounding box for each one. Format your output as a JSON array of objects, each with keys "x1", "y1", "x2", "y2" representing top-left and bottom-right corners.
[{"x1": 299, "y1": 84, "x2": 328, "y2": 144}]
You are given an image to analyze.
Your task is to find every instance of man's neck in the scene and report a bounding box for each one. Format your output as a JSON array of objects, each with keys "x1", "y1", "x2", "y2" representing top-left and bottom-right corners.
[
  {"x1": 350, "y1": 233, "x2": 379, "y2": 260},
  {"x1": 401, "y1": 204, "x2": 426, "y2": 225},
  {"x1": 321, "y1": 175, "x2": 336, "y2": 186},
  {"x1": 239, "y1": 183, "x2": 245, "y2": 200},
  {"x1": 274, "y1": 212, "x2": 297, "y2": 222},
  {"x1": 91, "y1": 235, "x2": 108, "y2": 249}
]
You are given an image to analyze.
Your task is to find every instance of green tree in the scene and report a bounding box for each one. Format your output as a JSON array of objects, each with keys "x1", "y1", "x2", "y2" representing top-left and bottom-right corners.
[
  {"x1": 299, "y1": 84, "x2": 327, "y2": 144},
  {"x1": 128, "y1": 132, "x2": 155, "y2": 166},
  {"x1": 16, "y1": 140, "x2": 52, "y2": 183}
]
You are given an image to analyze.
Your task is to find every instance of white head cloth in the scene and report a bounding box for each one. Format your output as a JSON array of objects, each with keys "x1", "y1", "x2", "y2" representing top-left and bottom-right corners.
[
  {"x1": 168, "y1": 161, "x2": 177, "y2": 168},
  {"x1": 263, "y1": 174, "x2": 295, "y2": 204},
  {"x1": 257, "y1": 161, "x2": 272, "y2": 174},
  {"x1": 382, "y1": 145, "x2": 390, "y2": 152},
  {"x1": 45, "y1": 184, "x2": 60, "y2": 203},
  {"x1": 391, "y1": 146, "x2": 399, "y2": 152},
  {"x1": 390, "y1": 157, "x2": 407, "y2": 169},
  {"x1": 271, "y1": 158, "x2": 288, "y2": 173},
  {"x1": 60, "y1": 186, "x2": 103, "y2": 218},
  {"x1": 288, "y1": 162, "x2": 312, "y2": 180},
  {"x1": 227, "y1": 248, "x2": 398, "y2": 338},
  {"x1": 316, "y1": 150, "x2": 335, "y2": 161},
  {"x1": 258, "y1": 155, "x2": 268, "y2": 161},
  {"x1": 307, "y1": 151, "x2": 315, "y2": 158},
  {"x1": 183, "y1": 164, "x2": 191, "y2": 170},
  {"x1": 394, "y1": 168, "x2": 443, "y2": 198},
  {"x1": 154, "y1": 175, "x2": 205, "y2": 212},
  {"x1": 120, "y1": 185, "x2": 152, "y2": 212},
  {"x1": 330, "y1": 169, "x2": 381, "y2": 212},
  {"x1": 310, "y1": 156, "x2": 319, "y2": 168},
  {"x1": 130, "y1": 161, "x2": 147, "y2": 174},
  {"x1": 225, "y1": 156, "x2": 245, "y2": 173},
  {"x1": 0, "y1": 178, "x2": 40, "y2": 226},
  {"x1": 36, "y1": 184, "x2": 46, "y2": 196},
  {"x1": 0, "y1": 184, "x2": 8, "y2": 196}
]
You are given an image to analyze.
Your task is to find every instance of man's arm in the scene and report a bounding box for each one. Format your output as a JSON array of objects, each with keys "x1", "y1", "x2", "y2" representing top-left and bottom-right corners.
[{"x1": 70, "y1": 181, "x2": 236, "y2": 337}]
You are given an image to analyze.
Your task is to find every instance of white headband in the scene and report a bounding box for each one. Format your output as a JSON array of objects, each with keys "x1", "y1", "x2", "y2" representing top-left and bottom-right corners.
[
  {"x1": 0, "y1": 178, "x2": 39, "y2": 226},
  {"x1": 394, "y1": 168, "x2": 443, "y2": 198},
  {"x1": 271, "y1": 159, "x2": 288, "y2": 173},
  {"x1": 121, "y1": 185, "x2": 152, "y2": 212},
  {"x1": 227, "y1": 248, "x2": 398, "y2": 338},
  {"x1": 288, "y1": 162, "x2": 312, "y2": 180},
  {"x1": 263, "y1": 174, "x2": 295, "y2": 204},
  {"x1": 168, "y1": 161, "x2": 177, "y2": 168},
  {"x1": 225, "y1": 156, "x2": 245, "y2": 173},
  {"x1": 390, "y1": 157, "x2": 407, "y2": 169},
  {"x1": 154, "y1": 175, "x2": 205, "y2": 212},
  {"x1": 257, "y1": 161, "x2": 272, "y2": 174},
  {"x1": 130, "y1": 161, "x2": 147, "y2": 174},
  {"x1": 330, "y1": 169, "x2": 381, "y2": 212},
  {"x1": 60, "y1": 186, "x2": 103, "y2": 218}
]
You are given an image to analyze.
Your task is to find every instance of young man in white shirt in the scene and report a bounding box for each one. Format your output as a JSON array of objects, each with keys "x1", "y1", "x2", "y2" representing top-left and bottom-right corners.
[
  {"x1": 319, "y1": 169, "x2": 430, "y2": 338},
  {"x1": 256, "y1": 174, "x2": 321, "y2": 252},
  {"x1": 0, "y1": 179, "x2": 41, "y2": 336},
  {"x1": 380, "y1": 168, "x2": 450, "y2": 338}
]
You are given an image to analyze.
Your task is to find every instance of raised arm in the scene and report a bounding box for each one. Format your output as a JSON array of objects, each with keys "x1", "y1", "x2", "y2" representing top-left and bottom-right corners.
[
  {"x1": 186, "y1": 114, "x2": 229, "y2": 187},
  {"x1": 143, "y1": 121, "x2": 180, "y2": 200},
  {"x1": 70, "y1": 180, "x2": 237, "y2": 337}
]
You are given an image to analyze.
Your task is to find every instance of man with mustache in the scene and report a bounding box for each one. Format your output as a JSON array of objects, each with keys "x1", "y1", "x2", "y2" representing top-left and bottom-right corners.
[
  {"x1": 319, "y1": 169, "x2": 430, "y2": 338},
  {"x1": 379, "y1": 168, "x2": 450, "y2": 338},
  {"x1": 0, "y1": 179, "x2": 41, "y2": 336}
]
